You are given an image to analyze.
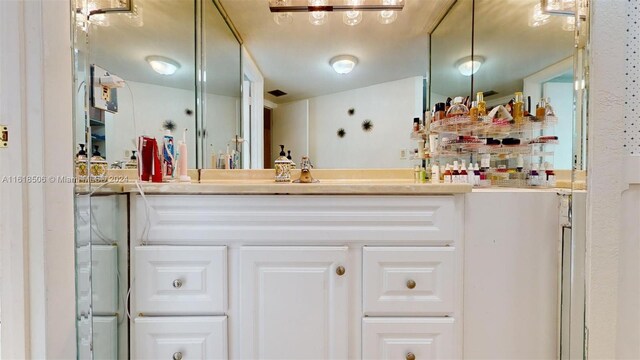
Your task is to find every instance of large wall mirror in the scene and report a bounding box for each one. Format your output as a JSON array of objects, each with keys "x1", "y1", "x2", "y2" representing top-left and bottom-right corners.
[
  {"x1": 430, "y1": 0, "x2": 576, "y2": 170},
  {"x1": 221, "y1": 0, "x2": 453, "y2": 169},
  {"x1": 76, "y1": 0, "x2": 241, "y2": 170}
]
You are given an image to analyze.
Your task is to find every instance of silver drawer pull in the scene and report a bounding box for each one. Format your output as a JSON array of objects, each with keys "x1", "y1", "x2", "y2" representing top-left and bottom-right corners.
[
  {"x1": 172, "y1": 279, "x2": 183, "y2": 289},
  {"x1": 173, "y1": 352, "x2": 183, "y2": 360}
]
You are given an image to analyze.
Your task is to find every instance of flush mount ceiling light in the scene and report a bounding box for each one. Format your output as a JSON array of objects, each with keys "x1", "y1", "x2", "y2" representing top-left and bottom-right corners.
[
  {"x1": 330, "y1": 55, "x2": 358, "y2": 74},
  {"x1": 146, "y1": 56, "x2": 181, "y2": 75},
  {"x1": 456, "y1": 56, "x2": 484, "y2": 77}
]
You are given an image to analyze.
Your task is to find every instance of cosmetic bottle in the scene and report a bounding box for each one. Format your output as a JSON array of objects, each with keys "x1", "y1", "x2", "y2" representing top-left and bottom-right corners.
[
  {"x1": 473, "y1": 163, "x2": 481, "y2": 186},
  {"x1": 460, "y1": 161, "x2": 468, "y2": 184},
  {"x1": 528, "y1": 163, "x2": 540, "y2": 186},
  {"x1": 513, "y1": 92, "x2": 525, "y2": 125},
  {"x1": 545, "y1": 97, "x2": 556, "y2": 118},
  {"x1": 452, "y1": 161, "x2": 461, "y2": 183},
  {"x1": 470, "y1": 101, "x2": 479, "y2": 122},
  {"x1": 443, "y1": 164, "x2": 452, "y2": 184},
  {"x1": 413, "y1": 117, "x2": 420, "y2": 132},
  {"x1": 431, "y1": 164, "x2": 440, "y2": 184},
  {"x1": 536, "y1": 98, "x2": 547, "y2": 120},
  {"x1": 446, "y1": 97, "x2": 470, "y2": 118},
  {"x1": 516, "y1": 154, "x2": 524, "y2": 172},
  {"x1": 545, "y1": 162, "x2": 556, "y2": 187},
  {"x1": 434, "y1": 103, "x2": 446, "y2": 121},
  {"x1": 421, "y1": 166, "x2": 428, "y2": 183},
  {"x1": 477, "y1": 92, "x2": 487, "y2": 116},
  {"x1": 414, "y1": 165, "x2": 421, "y2": 183}
]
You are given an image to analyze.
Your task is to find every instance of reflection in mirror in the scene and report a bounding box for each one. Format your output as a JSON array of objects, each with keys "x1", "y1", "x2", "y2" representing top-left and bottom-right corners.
[
  {"x1": 221, "y1": 0, "x2": 454, "y2": 168},
  {"x1": 429, "y1": 0, "x2": 473, "y2": 106},
  {"x1": 202, "y1": 0, "x2": 242, "y2": 169},
  {"x1": 474, "y1": 0, "x2": 574, "y2": 169},
  {"x1": 86, "y1": 0, "x2": 198, "y2": 168}
]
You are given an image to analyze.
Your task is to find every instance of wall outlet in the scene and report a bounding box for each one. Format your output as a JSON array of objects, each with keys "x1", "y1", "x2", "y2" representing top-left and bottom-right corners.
[{"x1": 400, "y1": 149, "x2": 408, "y2": 160}]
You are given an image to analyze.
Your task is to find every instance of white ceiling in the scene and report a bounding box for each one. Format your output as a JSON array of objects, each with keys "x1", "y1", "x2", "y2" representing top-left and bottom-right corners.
[
  {"x1": 220, "y1": 0, "x2": 454, "y2": 103},
  {"x1": 89, "y1": 0, "x2": 240, "y2": 97},
  {"x1": 431, "y1": 0, "x2": 574, "y2": 100},
  {"x1": 87, "y1": 0, "x2": 574, "y2": 105}
]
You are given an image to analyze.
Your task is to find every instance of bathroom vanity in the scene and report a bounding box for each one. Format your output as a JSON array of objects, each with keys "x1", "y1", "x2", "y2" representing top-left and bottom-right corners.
[{"x1": 75, "y1": 177, "x2": 562, "y2": 360}]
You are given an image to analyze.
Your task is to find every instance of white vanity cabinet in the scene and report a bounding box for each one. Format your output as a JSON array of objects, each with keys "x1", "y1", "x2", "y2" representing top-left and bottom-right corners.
[
  {"x1": 239, "y1": 246, "x2": 350, "y2": 359},
  {"x1": 129, "y1": 194, "x2": 464, "y2": 359}
]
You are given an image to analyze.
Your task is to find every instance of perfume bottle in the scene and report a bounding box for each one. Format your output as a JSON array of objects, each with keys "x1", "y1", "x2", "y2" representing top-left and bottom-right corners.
[
  {"x1": 446, "y1": 97, "x2": 470, "y2": 118},
  {"x1": 513, "y1": 92, "x2": 525, "y2": 124},
  {"x1": 476, "y1": 92, "x2": 487, "y2": 116}
]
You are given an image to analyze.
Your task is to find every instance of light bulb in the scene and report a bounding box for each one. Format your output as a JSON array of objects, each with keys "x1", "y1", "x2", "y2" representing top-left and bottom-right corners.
[
  {"x1": 309, "y1": 11, "x2": 327, "y2": 25},
  {"x1": 274, "y1": 12, "x2": 293, "y2": 25},
  {"x1": 343, "y1": 10, "x2": 362, "y2": 26},
  {"x1": 309, "y1": 0, "x2": 327, "y2": 25}
]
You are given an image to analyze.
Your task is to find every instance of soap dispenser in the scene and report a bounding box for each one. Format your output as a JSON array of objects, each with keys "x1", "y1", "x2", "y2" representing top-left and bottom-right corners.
[
  {"x1": 274, "y1": 145, "x2": 292, "y2": 182},
  {"x1": 75, "y1": 144, "x2": 89, "y2": 181},
  {"x1": 125, "y1": 150, "x2": 138, "y2": 169},
  {"x1": 89, "y1": 145, "x2": 108, "y2": 182}
]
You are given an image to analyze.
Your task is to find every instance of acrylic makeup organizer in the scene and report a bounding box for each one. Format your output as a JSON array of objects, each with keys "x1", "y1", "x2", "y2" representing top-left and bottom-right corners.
[{"x1": 418, "y1": 114, "x2": 558, "y2": 188}]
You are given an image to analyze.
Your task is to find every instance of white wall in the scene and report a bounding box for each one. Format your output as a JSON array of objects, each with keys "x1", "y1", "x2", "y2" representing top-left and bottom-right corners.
[
  {"x1": 105, "y1": 81, "x2": 197, "y2": 167},
  {"x1": 205, "y1": 94, "x2": 240, "y2": 168},
  {"x1": 543, "y1": 82, "x2": 573, "y2": 170},
  {"x1": 309, "y1": 77, "x2": 422, "y2": 168},
  {"x1": 104, "y1": 81, "x2": 238, "y2": 169},
  {"x1": 272, "y1": 99, "x2": 309, "y2": 166},
  {"x1": 586, "y1": 0, "x2": 626, "y2": 358}
]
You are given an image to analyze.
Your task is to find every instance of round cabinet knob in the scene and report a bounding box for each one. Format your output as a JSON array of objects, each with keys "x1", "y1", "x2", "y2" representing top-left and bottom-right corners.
[
  {"x1": 406, "y1": 352, "x2": 416, "y2": 360},
  {"x1": 406, "y1": 279, "x2": 416, "y2": 289},
  {"x1": 173, "y1": 352, "x2": 183, "y2": 360},
  {"x1": 172, "y1": 279, "x2": 183, "y2": 289},
  {"x1": 336, "y1": 265, "x2": 346, "y2": 276}
]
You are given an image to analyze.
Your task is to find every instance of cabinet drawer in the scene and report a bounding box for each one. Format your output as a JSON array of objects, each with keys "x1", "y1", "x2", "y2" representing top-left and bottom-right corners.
[
  {"x1": 362, "y1": 318, "x2": 456, "y2": 360},
  {"x1": 363, "y1": 247, "x2": 456, "y2": 316},
  {"x1": 135, "y1": 246, "x2": 227, "y2": 315},
  {"x1": 135, "y1": 316, "x2": 227, "y2": 360}
]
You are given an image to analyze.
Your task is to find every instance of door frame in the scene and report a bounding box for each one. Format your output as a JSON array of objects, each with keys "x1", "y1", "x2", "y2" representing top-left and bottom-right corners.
[{"x1": 241, "y1": 47, "x2": 264, "y2": 169}]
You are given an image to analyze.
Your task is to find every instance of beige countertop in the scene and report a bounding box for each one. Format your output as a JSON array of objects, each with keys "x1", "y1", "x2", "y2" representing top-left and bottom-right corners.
[
  {"x1": 73, "y1": 168, "x2": 585, "y2": 195},
  {"x1": 120, "y1": 180, "x2": 472, "y2": 195}
]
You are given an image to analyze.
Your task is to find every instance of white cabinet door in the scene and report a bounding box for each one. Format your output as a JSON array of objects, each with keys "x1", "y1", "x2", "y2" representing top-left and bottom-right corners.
[
  {"x1": 93, "y1": 316, "x2": 118, "y2": 360},
  {"x1": 92, "y1": 245, "x2": 118, "y2": 315},
  {"x1": 240, "y1": 246, "x2": 349, "y2": 360},
  {"x1": 135, "y1": 246, "x2": 227, "y2": 315},
  {"x1": 363, "y1": 247, "x2": 456, "y2": 316},
  {"x1": 362, "y1": 318, "x2": 456, "y2": 360},
  {"x1": 135, "y1": 316, "x2": 227, "y2": 360}
]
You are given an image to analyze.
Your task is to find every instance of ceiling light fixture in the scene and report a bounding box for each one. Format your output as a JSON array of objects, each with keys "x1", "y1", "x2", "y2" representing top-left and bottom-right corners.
[
  {"x1": 309, "y1": 0, "x2": 328, "y2": 25},
  {"x1": 146, "y1": 56, "x2": 181, "y2": 75},
  {"x1": 377, "y1": 0, "x2": 398, "y2": 24},
  {"x1": 272, "y1": 0, "x2": 293, "y2": 24},
  {"x1": 269, "y1": 0, "x2": 404, "y2": 12},
  {"x1": 330, "y1": 55, "x2": 358, "y2": 74},
  {"x1": 343, "y1": 0, "x2": 363, "y2": 26},
  {"x1": 456, "y1": 56, "x2": 484, "y2": 77}
]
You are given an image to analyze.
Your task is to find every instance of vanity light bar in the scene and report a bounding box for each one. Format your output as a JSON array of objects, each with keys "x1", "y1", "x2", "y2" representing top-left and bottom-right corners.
[{"x1": 269, "y1": 4, "x2": 404, "y2": 12}]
